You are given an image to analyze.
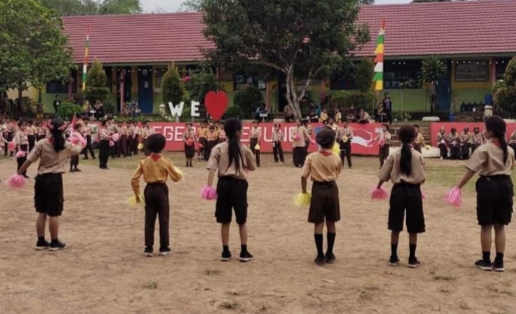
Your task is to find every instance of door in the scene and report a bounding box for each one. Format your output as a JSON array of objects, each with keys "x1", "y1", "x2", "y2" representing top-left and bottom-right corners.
[
  {"x1": 117, "y1": 66, "x2": 132, "y2": 113},
  {"x1": 435, "y1": 61, "x2": 451, "y2": 112},
  {"x1": 138, "y1": 66, "x2": 153, "y2": 114}
]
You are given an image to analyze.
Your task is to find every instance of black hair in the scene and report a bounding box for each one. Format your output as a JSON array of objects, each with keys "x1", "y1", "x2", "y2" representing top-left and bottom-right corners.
[
  {"x1": 413, "y1": 124, "x2": 419, "y2": 129},
  {"x1": 451, "y1": 128, "x2": 457, "y2": 134},
  {"x1": 146, "y1": 134, "x2": 166, "y2": 153},
  {"x1": 382, "y1": 124, "x2": 390, "y2": 131},
  {"x1": 397, "y1": 125, "x2": 417, "y2": 176},
  {"x1": 316, "y1": 127, "x2": 336, "y2": 149},
  {"x1": 474, "y1": 127, "x2": 480, "y2": 133},
  {"x1": 18, "y1": 120, "x2": 26, "y2": 127},
  {"x1": 73, "y1": 123, "x2": 82, "y2": 130},
  {"x1": 224, "y1": 118, "x2": 243, "y2": 173},
  {"x1": 50, "y1": 118, "x2": 66, "y2": 153},
  {"x1": 485, "y1": 115, "x2": 508, "y2": 164},
  {"x1": 101, "y1": 120, "x2": 108, "y2": 127}
]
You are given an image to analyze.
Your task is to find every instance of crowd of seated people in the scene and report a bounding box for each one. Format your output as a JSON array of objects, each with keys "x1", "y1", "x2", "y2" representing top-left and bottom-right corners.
[{"x1": 436, "y1": 126, "x2": 485, "y2": 160}]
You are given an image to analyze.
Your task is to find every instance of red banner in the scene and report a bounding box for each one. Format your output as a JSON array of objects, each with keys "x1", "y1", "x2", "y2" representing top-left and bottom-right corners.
[
  {"x1": 430, "y1": 122, "x2": 516, "y2": 146},
  {"x1": 150, "y1": 122, "x2": 384, "y2": 156}
]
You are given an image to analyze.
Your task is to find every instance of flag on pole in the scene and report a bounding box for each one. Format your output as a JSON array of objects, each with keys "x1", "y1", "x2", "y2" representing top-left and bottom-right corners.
[
  {"x1": 82, "y1": 26, "x2": 90, "y2": 91},
  {"x1": 373, "y1": 19, "x2": 385, "y2": 91}
]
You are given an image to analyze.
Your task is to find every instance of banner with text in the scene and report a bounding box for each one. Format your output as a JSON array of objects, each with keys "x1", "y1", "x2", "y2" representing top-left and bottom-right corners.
[
  {"x1": 151, "y1": 122, "x2": 384, "y2": 156},
  {"x1": 430, "y1": 122, "x2": 516, "y2": 146}
]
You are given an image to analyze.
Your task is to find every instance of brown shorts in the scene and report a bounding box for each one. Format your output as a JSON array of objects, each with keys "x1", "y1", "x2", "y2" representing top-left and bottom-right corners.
[{"x1": 308, "y1": 181, "x2": 340, "y2": 224}]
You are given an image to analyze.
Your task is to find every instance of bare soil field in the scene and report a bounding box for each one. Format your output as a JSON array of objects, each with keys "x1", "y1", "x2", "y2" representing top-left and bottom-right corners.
[{"x1": 1, "y1": 153, "x2": 515, "y2": 314}]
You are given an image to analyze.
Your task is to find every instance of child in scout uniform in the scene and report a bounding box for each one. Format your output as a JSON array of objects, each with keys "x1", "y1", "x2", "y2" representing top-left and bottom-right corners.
[
  {"x1": 141, "y1": 120, "x2": 154, "y2": 156},
  {"x1": 196, "y1": 122, "x2": 208, "y2": 161},
  {"x1": 272, "y1": 123, "x2": 285, "y2": 163},
  {"x1": 375, "y1": 124, "x2": 392, "y2": 168},
  {"x1": 453, "y1": 116, "x2": 514, "y2": 272},
  {"x1": 18, "y1": 118, "x2": 83, "y2": 251},
  {"x1": 413, "y1": 125, "x2": 425, "y2": 153},
  {"x1": 69, "y1": 123, "x2": 84, "y2": 173},
  {"x1": 460, "y1": 127, "x2": 473, "y2": 159},
  {"x1": 377, "y1": 125, "x2": 426, "y2": 268},
  {"x1": 27, "y1": 120, "x2": 37, "y2": 152},
  {"x1": 133, "y1": 122, "x2": 141, "y2": 155},
  {"x1": 205, "y1": 125, "x2": 219, "y2": 162},
  {"x1": 126, "y1": 121, "x2": 134, "y2": 157},
  {"x1": 301, "y1": 127, "x2": 342, "y2": 266},
  {"x1": 336, "y1": 121, "x2": 353, "y2": 169},
  {"x1": 4, "y1": 118, "x2": 14, "y2": 157},
  {"x1": 98, "y1": 120, "x2": 111, "y2": 170},
  {"x1": 437, "y1": 127, "x2": 447, "y2": 159},
  {"x1": 82, "y1": 118, "x2": 96, "y2": 160},
  {"x1": 131, "y1": 134, "x2": 182, "y2": 257},
  {"x1": 249, "y1": 121, "x2": 261, "y2": 167},
  {"x1": 184, "y1": 122, "x2": 196, "y2": 167},
  {"x1": 120, "y1": 121, "x2": 128, "y2": 158},
  {"x1": 320, "y1": 109, "x2": 329, "y2": 124},
  {"x1": 16, "y1": 121, "x2": 30, "y2": 178},
  {"x1": 37, "y1": 122, "x2": 47, "y2": 142},
  {"x1": 448, "y1": 128, "x2": 460, "y2": 159},
  {"x1": 206, "y1": 118, "x2": 257, "y2": 262},
  {"x1": 472, "y1": 127, "x2": 484, "y2": 153},
  {"x1": 292, "y1": 120, "x2": 310, "y2": 168},
  {"x1": 328, "y1": 118, "x2": 338, "y2": 132}
]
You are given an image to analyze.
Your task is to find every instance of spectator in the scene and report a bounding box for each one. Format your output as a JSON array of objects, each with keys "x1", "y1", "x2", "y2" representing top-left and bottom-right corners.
[
  {"x1": 382, "y1": 92, "x2": 393, "y2": 124},
  {"x1": 94, "y1": 100, "x2": 105, "y2": 121},
  {"x1": 347, "y1": 106, "x2": 357, "y2": 123},
  {"x1": 460, "y1": 127, "x2": 473, "y2": 159},
  {"x1": 335, "y1": 108, "x2": 342, "y2": 123},
  {"x1": 472, "y1": 127, "x2": 484, "y2": 152},
  {"x1": 436, "y1": 126, "x2": 447, "y2": 159},
  {"x1": 308, "y1": 109, "x2": 319, "y2": 123},
  {"x1": 358, "y1": 109, "x2": 370, "y2": 124},
  {"x1": 320, "y1": 109, "x2": 329, "y2": 123},
  {"x1": 448, "y1": 128, "x2": 460, "y2": 159},
  {"x1": 284, "y1": 103, "x2": 295, "y2": 123},
  {"x1": 255, "y1": 104, "x2": 269, "y2": 121}
]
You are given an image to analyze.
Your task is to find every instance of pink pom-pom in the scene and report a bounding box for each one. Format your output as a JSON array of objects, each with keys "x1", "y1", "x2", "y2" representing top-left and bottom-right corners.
[
  {"x1": 112, "y1": 133, "x2": 120, "y2": 142},
  {"x1": 8, "y1": 141, "x2": 16, "y2": 152},
  {"x1": 201, "y1": 185, "x2": 217, "y2": 200},
  {"x1": 15, "y1": 151, "x2": 26, "y2": 158},
  {"x1": 69, "y1": 137, "x2": 80, "y2": 145},
  {"x1": 445, "y1": 187, "x2": 462, "y2": 207},
  {"x1": 371, "y1": 186, "x2": 389, "y2": 200},
  {"x1": 422, "y1": 192, "x2": 427, "y2": 200},
  {"x1": 294, "y1": 134, "x2": 301, "y2": 141},
  {"x1": 379, "y1": 139, "x2": 385, "y2": 147},
  {"x1": 109, "y1": 141, "x2": 115, "y2": 147},
  {"x1": 5, "y1": 174, "x2": 27, "y2": 189}
]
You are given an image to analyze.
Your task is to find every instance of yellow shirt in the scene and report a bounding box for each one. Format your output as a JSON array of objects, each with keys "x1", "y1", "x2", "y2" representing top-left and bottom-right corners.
[
  {"x1": 131, "y1": 155, "x2": 183, "y2": 194},
  {"x1": 301, "y1": 150, "x2": 342, "y2": 182},
  {"x1": 320, "y1": 112, "x2": 328, "y2": 121}
]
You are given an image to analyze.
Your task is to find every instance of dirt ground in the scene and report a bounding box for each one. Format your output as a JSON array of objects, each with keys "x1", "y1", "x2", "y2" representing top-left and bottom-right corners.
[{"x1": 0, "y1": 152, "x2": 515, "y2": 314}]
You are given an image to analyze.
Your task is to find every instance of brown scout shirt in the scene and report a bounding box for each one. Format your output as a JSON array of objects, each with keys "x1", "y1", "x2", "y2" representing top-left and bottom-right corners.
[
  {"x1": 378, "y1": 148, "x2": 426, "y2": 185},
  {"x1": 337, "y1": 127, "x2": 353, "y2": 142},
  {"x1": 27, "y1": 138, "x2": 83, "y2": 174},
  {"x1": 131, "y1": 155, "x2": 183, "y2": 194},
  {"x1": 207, "y1": 142, "x2": 257, "y2": 180},
  {"x1": 301, "y1": 150, "x2": 342, "y2": 182},
  {"x1": 465, "y1": 142, "x2": 515, "y2": 176},
  {"x1": 292, "y1": 127, "x2": 309, "y2": 147}
]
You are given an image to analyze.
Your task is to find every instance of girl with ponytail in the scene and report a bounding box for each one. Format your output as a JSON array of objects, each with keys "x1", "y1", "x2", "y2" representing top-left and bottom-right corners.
[
  {"x1": 205, "y1": 118, "x2": 257, "y2": 263},
  {"x1": 453, "y1": 115, "x2": 514, "y2": 272},
  {"x1": 376, "y1": 125, "x2": 426, "y2": 268},
  {"x1": 17, "y1": 118, "x2": 83, "y2": 252}
]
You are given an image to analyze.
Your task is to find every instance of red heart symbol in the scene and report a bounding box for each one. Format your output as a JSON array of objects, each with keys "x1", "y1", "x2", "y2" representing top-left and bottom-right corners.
[{"x1": 205, "y1": 91, "x2": 228, "y2": 121}]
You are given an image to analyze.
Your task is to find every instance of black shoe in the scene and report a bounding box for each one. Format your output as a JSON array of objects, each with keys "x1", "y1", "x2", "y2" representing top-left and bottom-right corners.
[
  {"x1": 159, "y1": 247, "x2": 171, "y2": 256},
  {"x1": 326, "y1": 253, "x2": 336, "y2": 264},
  {"x1": 144, "y1": 246, "x2": 153, "y2": 257},
  {"x1": 492, "y1": 261, "x2": 505, "y2": 272},
  {"x1": 23, "y1": 175, "x2": 30, "y2": 179},
  {"x1": 74, "y1": 168, "x2": 81, "y2": 172},
  {"x1": 475, "y1": 259, "x2": 492, "y2": 271},
  {"x1": 408, "y1": 257, "x2": 420, "y2": 268},
  {"x1": 221, "y1": 250, "x2": 232, "y2": 262},
  {"x1": 314, "y1": 255, "x2": 326, "y2": 266},
  {"x1": 49, "y1": 240, "x2": 67, "y2": 251},
  {"x1": 239, "y1": 251, "x2": 253, "y2": 263},
  {"x1": 389, "y1": 256, "x2": 400, "y2": 266},
  {"x1": 70, "y1": 169, "x2": 75, "y2": 173},
  {"x1": 83, "y1": 157, "x2": 89, "y2": 160},
  {"x1": 36, "y1": 239, "x2": 50, "y2": 251}
]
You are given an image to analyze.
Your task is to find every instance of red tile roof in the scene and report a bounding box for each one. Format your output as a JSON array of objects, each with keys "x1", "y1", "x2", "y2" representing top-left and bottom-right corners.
[{"x1": 62, "y1": 0, "x2": 516, "y2": 64}]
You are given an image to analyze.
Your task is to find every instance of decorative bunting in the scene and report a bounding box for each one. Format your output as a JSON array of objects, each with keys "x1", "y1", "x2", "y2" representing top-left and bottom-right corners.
[
  {"x1": 82, "y1": 26, "x2": 90, "y2": 91},
  {"x1": 373, "y1": 19, "x2": 385, "y2": 92}
]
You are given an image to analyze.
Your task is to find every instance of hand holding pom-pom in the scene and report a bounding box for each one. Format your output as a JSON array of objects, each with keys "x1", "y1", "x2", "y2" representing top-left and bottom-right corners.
[
  {"x1": 293, "y1": 193, "x2": 311, "y2": 206},
  {"x1": 137, "y1": 143, "x2": 144, "y2": 150},
  {"x1": 127, "y1": 194, "x2": 146, "y2": 207},
  {"x1": 445, "y1": 187, "x2": 462, "y2": 207},
  {"x1": 294, "y1": 134, "x2": 301, "y2": 141},
  {"x1": 5, "y1": 174, "x2": 27, "y2": 189},
  {"x1": 371, "y1": 186, "x2": 389, "y2": 200},
  {"x1": 201, "y1": 186, "x2": 217, "y2": 200},
  {"x1": 8, "y1": 141, "x2": 16, "y2": 152},
  {"x1": 109, "y1": 141, "x2": 115, "y2": 147},
  {"x1": 112, "y1": 133, "x2": 120, "y2": 142},
  {"x1": 15, "y1": 151, "x2": 26, "y2": 158}
]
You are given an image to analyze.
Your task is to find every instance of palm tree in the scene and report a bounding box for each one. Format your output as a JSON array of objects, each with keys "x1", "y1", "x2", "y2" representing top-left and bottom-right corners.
[{"x1": 422, "y1": 56, "x2": 448, "y2": 112}]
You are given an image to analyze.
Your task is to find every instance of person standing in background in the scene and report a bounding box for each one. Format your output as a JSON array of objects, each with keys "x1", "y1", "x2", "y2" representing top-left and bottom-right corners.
[
  {"x1": 28, "y1": 120, "x2": 37, "y2": 152},
  {"x1": 249, "y1": 121, "x2": 261, "y2": 167},
  {"x1": 82, "y1": 118, "x2": 95, "y2": 160},
  {"x1": 53, "y1": 95, "x2": 61, "y2": 115},
  {"x1": 382, "y1": 93, "x2": 393, "y2": 125},
  {"x1": 272, "y1": 123, "x2": 285, "y2": 163}
]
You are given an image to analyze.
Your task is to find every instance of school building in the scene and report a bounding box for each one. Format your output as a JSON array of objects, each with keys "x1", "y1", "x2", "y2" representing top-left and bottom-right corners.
[{"x1": 27, "y1": 0, "x2": 516, "y2": 115}]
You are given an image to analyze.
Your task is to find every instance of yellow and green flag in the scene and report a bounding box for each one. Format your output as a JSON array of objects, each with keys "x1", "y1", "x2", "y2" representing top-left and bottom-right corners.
[
  {"x1": 373, "y1": 19, "x2": 385, "y2": 91},
  {"x1": 82, "y1": 26, "x2": 90, "y2": 91}
]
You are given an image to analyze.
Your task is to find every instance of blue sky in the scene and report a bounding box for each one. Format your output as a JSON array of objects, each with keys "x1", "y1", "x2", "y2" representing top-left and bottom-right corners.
[{"x1": 140, "y1": 0, "x2": 412, "y2": 12}]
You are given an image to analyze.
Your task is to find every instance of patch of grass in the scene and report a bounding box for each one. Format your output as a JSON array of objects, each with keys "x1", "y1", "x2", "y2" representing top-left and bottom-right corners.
[
  {"x1": 458, "y1": 301, "x2": 471, "y2": 310},
  {"x1": 433, "y1": 275, "x2": 456, "y2": 281},
  {"x1": 143, "y1": 281, "x2": 158, "y2": 290},
  {"x1": 219, "y1": 300, "x2": 239, "y2": 310},
  {"x1": 205, "y1": 269, "x2": 222, "y2": 276},
  {"x1": 486, "y1": 285, "x2": 515, "y2": 297}
]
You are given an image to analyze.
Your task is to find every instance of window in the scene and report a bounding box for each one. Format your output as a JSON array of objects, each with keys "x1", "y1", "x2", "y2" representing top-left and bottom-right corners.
[
  {"x1": 384, "y1": 60, "x2": 422, "y2": 89},
  {"x1": 155, "y1": 67, "x2": 167, "y2": 88},
  {"x1": 495, "y1": 58, "x2": 512, "y2": 80},
  {"x1": 46, "y1": 69, "x2": 78, "y2": 94},
  {"x1": 455, "y1": 60, "x2": 489, "y2": 82},
  {"x1": 234, "y1": 74, "x2": 266, "y2": 91}
]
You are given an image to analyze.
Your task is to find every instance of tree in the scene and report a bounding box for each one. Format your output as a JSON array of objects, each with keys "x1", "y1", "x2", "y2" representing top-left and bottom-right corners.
[
  {"x1": 180, "y1": 0, "x2": 201, "y2": 11},
  {"x1": 422, "y1": 56, "x2": 448, "y2": 112},
  {"x1": 162, "y1": 66, "x2": 185, "y2": 111},
  {"x1": 201, "y1": 0, "x2": 369, "y2": 119},
  {"x1": 98, "y1": 0, "x2": 142, "y2": 14},
  {"x1": 493, "y1": 57, "x2": 516, "y2": 117},
  {"x1": 0, "y1": 0, "x2": 75, "y2": 101},
  {"x1": 355, "y1": 58, "x2": 374, "y2": 93},
  {"x1": 40, "y1": 0, "x2": 142, "y2": 16},
  {"x1": 234, "y1": 86, "x2": 264, "y2": 119},
  {"x1": 85, "y1": 60, "x2": 111, "y2": 104},
  {"x1": 412, "y1": 0, "x2": 451, "y2": 2},
  {"x1": 184, "y1": 68, "x2": 222, "y2": 105}
]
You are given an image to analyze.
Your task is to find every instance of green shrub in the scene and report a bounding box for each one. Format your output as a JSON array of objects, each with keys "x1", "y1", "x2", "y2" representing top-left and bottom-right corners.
[
  {"x1": 184, "y1": 69, "x2": 222, "y2": 105},
  {"x1": 103, "y1": 101, "x2": 117, "y2": 114},
  {"x1": 162, "y1": 67, "x2": 185, "y2": 113},
  {"x1": 225, "y1": 105, "x2": 243, "y2": 119},
  {"x1": 85, "y1": 59, "x2": 111, "y2": 104},
  {"x1": 234, "y1": 86, "x2": 263, "y2": 119},
  {"x1": 355, "y1": 58, "x2": 375, "y2": 93},
  {"x1": 57, "y1": 102, "x2": 83, "y2": 119},
  {"x1": 20, "y1": 97, "x2": 37, "y2": 116},
  {"x1": 494, "y1": 57, "x2": 516, "y2": 117}
]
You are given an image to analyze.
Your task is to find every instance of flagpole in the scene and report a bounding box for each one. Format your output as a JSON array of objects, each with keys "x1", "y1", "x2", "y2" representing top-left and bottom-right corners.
[
  {"x1": 82, "y1": 25, "x2": 90, "y2": 107},
  {"x1": 373, "y1": 19, "x2": 385, "y2": 122}
]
